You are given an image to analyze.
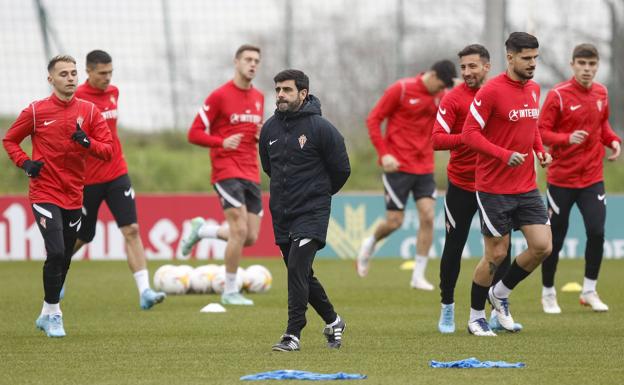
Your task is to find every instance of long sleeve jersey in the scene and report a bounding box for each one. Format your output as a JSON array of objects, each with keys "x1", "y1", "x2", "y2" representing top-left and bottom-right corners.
[
  {"x1": 461, "y1": 73, "x2": 544, "y2": 194},
  {"x1": 3, "y1": 93, "x2": 113, "y2": 209},
  {"x1": 76, "y1": 81, "x2": 128, "y2": 185},
  {"x1": 367, "y1": 74, "x2": 444, "y2": 174},
  {"x1": 539, "y1": 77, "x2": 621, "y2": 188},
  {"x1": 188, "y1": 80, "x2": 264, "y2": 184},
  {"x1": 432, "y1": 82, "x2": 479, "y2": 192}
]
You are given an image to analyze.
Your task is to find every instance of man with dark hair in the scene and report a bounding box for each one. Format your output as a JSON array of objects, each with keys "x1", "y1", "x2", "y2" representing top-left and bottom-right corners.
[
  {"x1": 259, "y1": 69, "x2": 350, "y2": 352},
  {"x1": 433, "y1": 43, "x2": 520, "y2": 334},
  {"x1": 539, "y1": 43, "x2": 621, "y2": 314},
  {"x1": 182, "y1": 44, "x2": 264, "y2": 306},
  {"x1": 461, "y1": 32, "x2": 552, "y2": 336},
  {"x1": 3, "y1": 55, "x2": 113, "y2": 337},
  {"x1": 71, "y1": 50, "x2": 166, "y2": 310},
  {"x1": 357, "y1": 60, "x2": 456, "y2": 289}
]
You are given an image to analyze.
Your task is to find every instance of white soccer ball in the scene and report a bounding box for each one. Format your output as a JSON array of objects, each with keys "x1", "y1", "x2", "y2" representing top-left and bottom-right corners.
[
  {"x1": 211, "y1": 266, "x2": 244, "y2": 294},
  {"x1": 153, "y1": 264, "x2": 175, "y2": 291},
  {"x1": 244, "y1": 264, "x2": 273, "y2": 293},
  {"x1": 190, "y1": 264, "x2": 220, "y2": 294},
  {"x1": 159, "y1": 265, "x2": 192, "y2": 295}
]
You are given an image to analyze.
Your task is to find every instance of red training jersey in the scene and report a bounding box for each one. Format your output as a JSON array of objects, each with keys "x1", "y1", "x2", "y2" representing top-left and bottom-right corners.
[
  {"x1": 76, "y1": 81, "x2": 128, "y2": 185},
  {"x1": 188, "y1": 80, "x2": 264, "y2": 184},
  {"x1": 539, "y1": 77, "x2": 621, "y2": 188},
  {"x1": 3, "y1": 93, "x2": 113, "y2": 209},
  {"x1": 432, "y1": 82, "x2": 479, "y2": 192},
  {"x1": 367, "y1": 74, "x2": 444, "y2": 174},
  {"x1": 462, "y1": 73, "x2": 545, "y2": 194}
]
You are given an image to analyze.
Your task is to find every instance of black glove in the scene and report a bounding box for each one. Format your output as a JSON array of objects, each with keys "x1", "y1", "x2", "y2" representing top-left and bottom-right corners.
[
  {"x1": 22, "y1": 160, "x2": 44, "y2": 177},
  {"x1": 71, "y1": 123, "x2": 91, "y2": 148}
]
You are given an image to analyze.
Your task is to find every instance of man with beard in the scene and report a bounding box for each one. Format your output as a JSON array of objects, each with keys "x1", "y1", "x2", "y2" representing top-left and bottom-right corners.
[
  {"x1": 461, "y1": 32, "x2": 553, "y2": 336},
  {"x1": 182, "y1": 45, "x2": 264, "y2": 306},
  {"x1": 259, "y1": 69, "x2": 350, "y2": 352},
  {"x1": 432, "y1": 44, "x2": 521, "y2": 334}
]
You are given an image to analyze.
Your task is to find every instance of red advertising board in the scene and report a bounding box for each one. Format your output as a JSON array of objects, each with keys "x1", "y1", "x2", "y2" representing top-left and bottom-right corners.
[{"x1": 0, "y1": 194, "x2": 280, "y2": 260}]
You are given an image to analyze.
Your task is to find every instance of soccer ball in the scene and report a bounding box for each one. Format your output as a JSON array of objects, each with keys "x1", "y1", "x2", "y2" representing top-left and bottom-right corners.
[
  {"x1": 159, "y1": 265, "x2": 192, "y2": 295},
  {"x1": 211, "y1": 265, "x2": 244, "y2": 294},
  {"x1": 190, "y1": 264, "x2": 220, "y2": 294},
  {"x1": 244, "y1": 264, "x2": 272, "y2": 293},
  {"x1": 153, "y1": 264, "x2": 175, "y2": 291}
]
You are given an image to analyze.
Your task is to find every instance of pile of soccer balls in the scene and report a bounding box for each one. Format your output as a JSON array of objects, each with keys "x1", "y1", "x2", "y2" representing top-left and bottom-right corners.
[{"x1": 153, "y1": 264, "x2": 272, "y2": 295}]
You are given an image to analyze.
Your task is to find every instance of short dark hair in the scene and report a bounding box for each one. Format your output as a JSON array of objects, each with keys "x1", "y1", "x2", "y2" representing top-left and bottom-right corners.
[
  {"x1": 572, "y1": 43, "x2": 599, "y2": 61},
  {"x1": 457, "y1": 44, "x2": 490, "y2": 62},
  {"x1": 273, "y1": 69, "x2": 309, "y2": 92},
  {"x1": 47, "y1": 55, "x2": 76, "y2": 72},
  {"x1": 430, "y1": 60, "x2": 457, "y2": 88},
  {"x1": 505, "y1": 32, "x2": 539, "y2": 53},
  {"x1": 86, "y1": 50, "x2": 112, "y2": 69},
  {"x1": 235, "y1": 44, "x2": 261, "y2": 59}
]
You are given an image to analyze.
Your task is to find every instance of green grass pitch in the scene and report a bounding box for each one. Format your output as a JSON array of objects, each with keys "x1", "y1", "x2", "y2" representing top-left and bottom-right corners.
[{"x1": 1, "y1": 258, "x2": 623, "y2": 384}]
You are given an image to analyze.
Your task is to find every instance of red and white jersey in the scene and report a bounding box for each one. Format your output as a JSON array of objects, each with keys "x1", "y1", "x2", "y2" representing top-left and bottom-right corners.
[
  {"x1": 367, "y1": 74, "x2": 444, "y2": 174},
  {"x1": 432, "y1": 82, "x2": 479, "y2": 192},
  {"x1": 3, "y1": 93, "x2": 113, "y2": 209},
  {"x1": 76, "y1": 81, "x2": 128, "y2": 185},
  {"x1": 188, "y1": 80, "x2": 264, "y2": 184},
  {"x1": 539, "y1": 77, "x2": 621, "y2": 188},
  {"x1": 462, "y1": 73, "x2": 545, "y2": 194}
]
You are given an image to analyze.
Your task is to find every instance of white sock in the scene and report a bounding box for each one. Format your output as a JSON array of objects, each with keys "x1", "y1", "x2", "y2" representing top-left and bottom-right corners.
[
  {"x1": 469, "y1": 308, "x2": 486, "y2": 323},
  {"x1": 492, "y1": 281, "x2": 512, "y2": 299},
  {"x1": 198, "y1": 223, "x2": 220, "y2": 239},
  {"x1": 542, "y1": 286, "x2": 556, "y2": 297},
  {"x1": 582, "y1": 277, "x2": 597, "y2": 293},
  {"x1": 133, "y1": 269, "x2": 150, "y2": 295},
  {"x1": 412, "y1": 255, "x2": 428, "y2": 281},
  {"x1": 327, "y1": 315, "x2": 341, "y2": 327},
  {"x1": 224, "y1": 272, "x2": 238, "y2": 294},
  {"x1": 41, "y1": 301, "x2": 61, "y2": 316}
]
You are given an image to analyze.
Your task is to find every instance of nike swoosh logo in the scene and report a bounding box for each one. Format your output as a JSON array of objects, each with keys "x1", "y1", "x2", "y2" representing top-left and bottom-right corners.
[
  {"x1": 409, "y1": 98, "x2": 419, "y2": 105},
  {"x1": 269, "y1": 139, "x2": 278, "y2": 146},
  {"x1": 570, "y1": 105, "x2": 581, "y2": 111},
  {"x1": 598, "y1": 194, "x2": 606, "y2": 201},
  {"x1": 69, "y1": 219, "x2": 81, "y2": 228},
  {"x1": 43, "y1": 120, "x2": 56, "y2": 126},
  {"x1": 474, "y1": 99, "x2": 482, "y2": 107},
  {"x1": 202, "y1": 104, "x2": 210, "y2": 111},
  {"x1": 523, "y1": 104, "x2": 528, "y2": 107},
  {"x1": 83, "y1": 138, "x2": 89, "y2": 143},
  {"x1": 439, "y1": 107, "x2": 447, "y2": 115},
  {"x1": 124, "y1": 188, "x2": 135, "y2": 198}
]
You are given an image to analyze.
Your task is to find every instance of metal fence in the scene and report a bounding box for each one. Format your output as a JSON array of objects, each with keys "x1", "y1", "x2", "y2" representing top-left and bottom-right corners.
[{"x1": 1, "y1": 0, "x2": 622, "y2": 135}]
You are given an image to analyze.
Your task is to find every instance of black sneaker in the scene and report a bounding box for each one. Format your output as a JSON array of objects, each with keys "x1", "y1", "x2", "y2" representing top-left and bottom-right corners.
[
  {"x1": 271, "y1": 334, "x2": 300, "y2": 352},
  {"x1": 323, "y1": 318, "x2": 346, "y2": 349}
]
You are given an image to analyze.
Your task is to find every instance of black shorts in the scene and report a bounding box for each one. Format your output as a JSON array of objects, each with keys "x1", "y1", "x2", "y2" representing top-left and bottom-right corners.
[
  {"x1": 382, "y1": 172, "x2": 436, "y2": 211},
  {"x1": 213, "y1": 178, "x2": 263, "y2": 215},
  {"x1": 32, "y1": 203, "x2": 82, "y2": 259},
  {"x1": 476, "y1": 189, "x2": 549, "y2": 237},
  {"x1": 78, "y1": 174, "x2": 137, "y2": 242}
]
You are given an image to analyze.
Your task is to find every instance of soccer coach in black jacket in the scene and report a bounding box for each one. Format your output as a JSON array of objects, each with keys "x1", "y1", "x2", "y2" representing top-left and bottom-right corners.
[{"x1": 259, "y1": 69, "x2": 351, "y2": 352}]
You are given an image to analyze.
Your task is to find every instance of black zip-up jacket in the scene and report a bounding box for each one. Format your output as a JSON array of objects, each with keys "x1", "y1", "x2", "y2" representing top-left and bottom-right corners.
[{"x1": 259, "y1": 95, "x2": 350, "y2": 248}]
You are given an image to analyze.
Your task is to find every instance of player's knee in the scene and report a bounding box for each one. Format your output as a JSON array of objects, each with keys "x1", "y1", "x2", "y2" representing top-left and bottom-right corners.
[
  {"x1": 121, "y1": 223, "x2": 140, "y2": 241},
  {"x1": 532, "y1": 241, "x2": 552, "y2": 260},
  {"x1": 386, "y1": 216, "x2": 403, "y2": 230},
  {"x1": 244, "y1": 231, "x2": 259, "y2": 246},
  {"x1": 586, "y1": 229, "x2": 604, "y2": 241},
  {"x1": 79, "y1": 228, "x2": 96, "y2": 244},
  {"x1": 230, "y1": 222, "x2": 248, "y2": 242}
]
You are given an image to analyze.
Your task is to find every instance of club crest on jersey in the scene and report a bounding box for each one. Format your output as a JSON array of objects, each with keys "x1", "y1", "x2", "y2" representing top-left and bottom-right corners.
[
  {"x1": 39, "y1": 217, "x2": 46, "y2": 229},
  {"x1": 110, "y1": 95, "x2": 116, "y2": 105},
  {"x1": 255, "y1": 101, "x2": 261, "y2": 111},
  {"x1": 298, "y1": 134, "x2": 307, "y2": 149},
  {"x1": 597, "y1": 100, "x2": 603, "y2": 111},
  {"x1": 76, "y1": 116, "x2": 84, "y2": 127},
  {"x1": 531, "y1": 90, "x2": 537, "y2": 103}
]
